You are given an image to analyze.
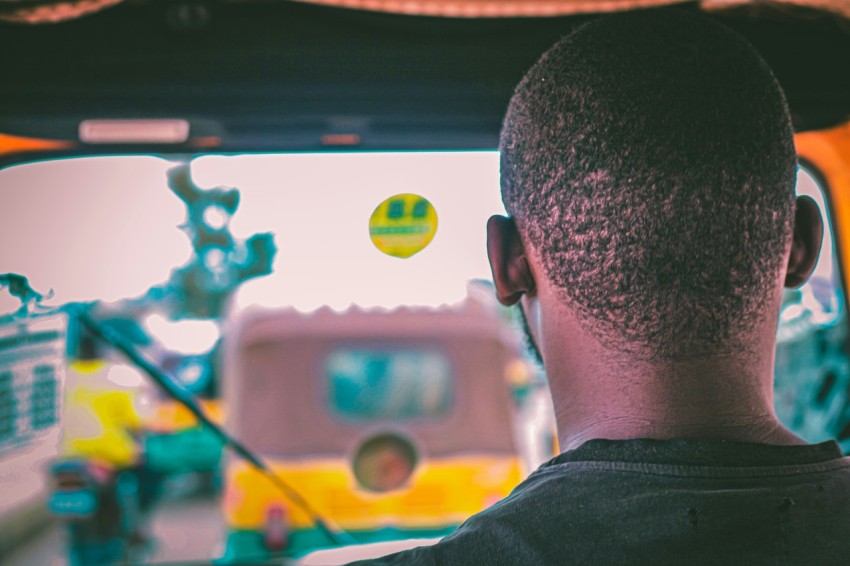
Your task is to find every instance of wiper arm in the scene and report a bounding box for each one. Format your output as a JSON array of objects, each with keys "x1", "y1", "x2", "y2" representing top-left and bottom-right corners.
[{"x1": 73, "y1": 305, "x2": 356, "y2": 549}]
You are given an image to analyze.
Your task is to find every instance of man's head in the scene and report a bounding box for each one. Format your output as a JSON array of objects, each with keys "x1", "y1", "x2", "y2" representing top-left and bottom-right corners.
[{"x1": 489, "y1": 10, "x2": 822, "y2": 362}]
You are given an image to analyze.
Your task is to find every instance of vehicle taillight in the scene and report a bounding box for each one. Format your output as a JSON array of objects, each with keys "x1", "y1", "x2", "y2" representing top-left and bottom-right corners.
[
  {"x1": 54, "y1": 472, "x2": 86, "y2": 491},
  {"x1": 50, "y1": 460, "x2": 111, "y2": 490},
  {"x1": 264, "y1": 504, "x2": 288, "y2": 551}
]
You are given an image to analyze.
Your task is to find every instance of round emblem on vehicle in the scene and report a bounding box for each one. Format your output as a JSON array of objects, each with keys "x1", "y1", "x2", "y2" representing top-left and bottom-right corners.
[{"x1": 368, "y1": 193, "x2": 438, "y2": 258}]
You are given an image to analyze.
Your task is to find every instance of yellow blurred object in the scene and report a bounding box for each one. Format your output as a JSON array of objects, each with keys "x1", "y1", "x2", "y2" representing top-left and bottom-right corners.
[
  {"x1": 60, "y1": 360, "x2": 146, "y2": 468},
  {"x1": 144, "y1": 399, "x2": 225, "y2": 433},
  {"x1": 71, "y1": 359, "x2": 108, "y2": 374},
  {"x1": 223, "y1": 456, "x2": 522, "y2": 531},
  {"x1": 368, "y1": 193, "x2": 438, "y2": 258}
]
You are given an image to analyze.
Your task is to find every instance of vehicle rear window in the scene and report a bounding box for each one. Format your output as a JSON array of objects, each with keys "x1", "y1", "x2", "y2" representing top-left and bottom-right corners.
[{"x1": 326, "y1": 348, "x2": 453, "y2": 420}]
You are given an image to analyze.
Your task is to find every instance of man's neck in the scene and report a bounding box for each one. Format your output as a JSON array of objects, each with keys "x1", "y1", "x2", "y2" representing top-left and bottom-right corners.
[
  {"x1": 548, "y1": 346, "x2": 804, "y2": 451},
  {"x1": 556, "y1": 409, "x2": 806, "y2": 451},
  {"x1": 523, "y1": 279, "x2": 803, "y2": 452}
]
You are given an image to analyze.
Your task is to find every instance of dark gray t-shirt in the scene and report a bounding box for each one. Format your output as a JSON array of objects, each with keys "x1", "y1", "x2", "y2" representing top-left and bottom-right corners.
[{"x1": 351, "y1": 439, "x2": 850, "y2": 565}]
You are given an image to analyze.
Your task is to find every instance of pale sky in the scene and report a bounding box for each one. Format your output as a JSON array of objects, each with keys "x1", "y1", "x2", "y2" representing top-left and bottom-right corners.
[{"x1": 0, "y1": 152, "x2": 505, "y2": 315}]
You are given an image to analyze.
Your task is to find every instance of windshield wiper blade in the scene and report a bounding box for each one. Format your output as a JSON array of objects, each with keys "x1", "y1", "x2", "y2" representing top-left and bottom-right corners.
[{"x1": 73, "y1": 305, "x2": 357, "y2": 549}]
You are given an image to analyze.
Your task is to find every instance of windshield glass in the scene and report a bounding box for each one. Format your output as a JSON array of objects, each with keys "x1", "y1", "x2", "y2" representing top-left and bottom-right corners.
[
  {"x1": 0, "y1": 153, "x2": 502, "y2": 313},
  {"x1": 0, "y1": 153, "x2": 846, "y2": 564}
]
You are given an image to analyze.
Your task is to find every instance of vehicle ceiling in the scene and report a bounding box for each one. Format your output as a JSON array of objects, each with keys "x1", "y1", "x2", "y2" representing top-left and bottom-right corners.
[{"x1": 1, "y1": 0, "x2": 849, "y2": 162}]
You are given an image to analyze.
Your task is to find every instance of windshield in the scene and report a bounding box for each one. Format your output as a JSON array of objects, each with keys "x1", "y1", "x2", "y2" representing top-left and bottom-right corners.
[{"x1": 0, "y1": 153, "x2": 846, "y2": 564}]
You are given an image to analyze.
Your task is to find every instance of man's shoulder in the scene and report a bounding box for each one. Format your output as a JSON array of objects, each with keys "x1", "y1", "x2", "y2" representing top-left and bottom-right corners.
[
  {"x1": 344, "y1": 466, "x2": 592, "y2": 565},
  {"x1": 347, "y1": 441, "x2": 850, "y2": 565}
]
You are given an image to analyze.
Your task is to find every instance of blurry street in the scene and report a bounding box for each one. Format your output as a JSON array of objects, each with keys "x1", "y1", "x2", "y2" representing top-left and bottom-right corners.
[{"x1": 2, "y1": 492, "x2": 225, "y2": 565}]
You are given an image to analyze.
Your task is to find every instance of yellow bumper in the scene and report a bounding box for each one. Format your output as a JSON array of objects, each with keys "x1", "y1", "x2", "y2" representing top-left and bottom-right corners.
[{"x1": 223, "y1": 455, "x2": 523, "y2": 531}]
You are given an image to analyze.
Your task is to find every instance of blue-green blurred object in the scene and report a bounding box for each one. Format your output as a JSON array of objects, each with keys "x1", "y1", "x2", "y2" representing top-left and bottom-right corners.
[
  {"x1": 48, "y1": 489, "x2": 98, "y2": 518},
  {"x1": 48, "y1": 460, "x2": 151, "y2": 566},
  {"x1": 145, "y1": 427, "x2": 224, "y2": 474},
  {"x1": 774, "y1": 285, "x2": 850, "y2": 452},
  {"x1": 158, "y1": 162, "x2": 276, "y2": 319}
]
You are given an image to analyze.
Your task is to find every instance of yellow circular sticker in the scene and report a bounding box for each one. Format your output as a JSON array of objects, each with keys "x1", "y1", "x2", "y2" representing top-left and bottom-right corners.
[{"x1": 369, "y1": 193, "x2": 438, "y2": 258}]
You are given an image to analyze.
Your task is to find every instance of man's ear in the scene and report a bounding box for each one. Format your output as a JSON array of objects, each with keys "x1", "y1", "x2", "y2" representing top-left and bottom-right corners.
[
  {"x1": 487, "y1": 215, "x2": 537, "y2": 305},
  {"x1": 785, "y1": 195, "x2": 824, "y2": 288}
]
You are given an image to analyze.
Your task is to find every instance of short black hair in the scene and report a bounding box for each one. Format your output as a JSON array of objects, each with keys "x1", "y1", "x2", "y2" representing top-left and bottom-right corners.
[{"x1": 500, "y1": 10, "x2": 797, "y2": 359}]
